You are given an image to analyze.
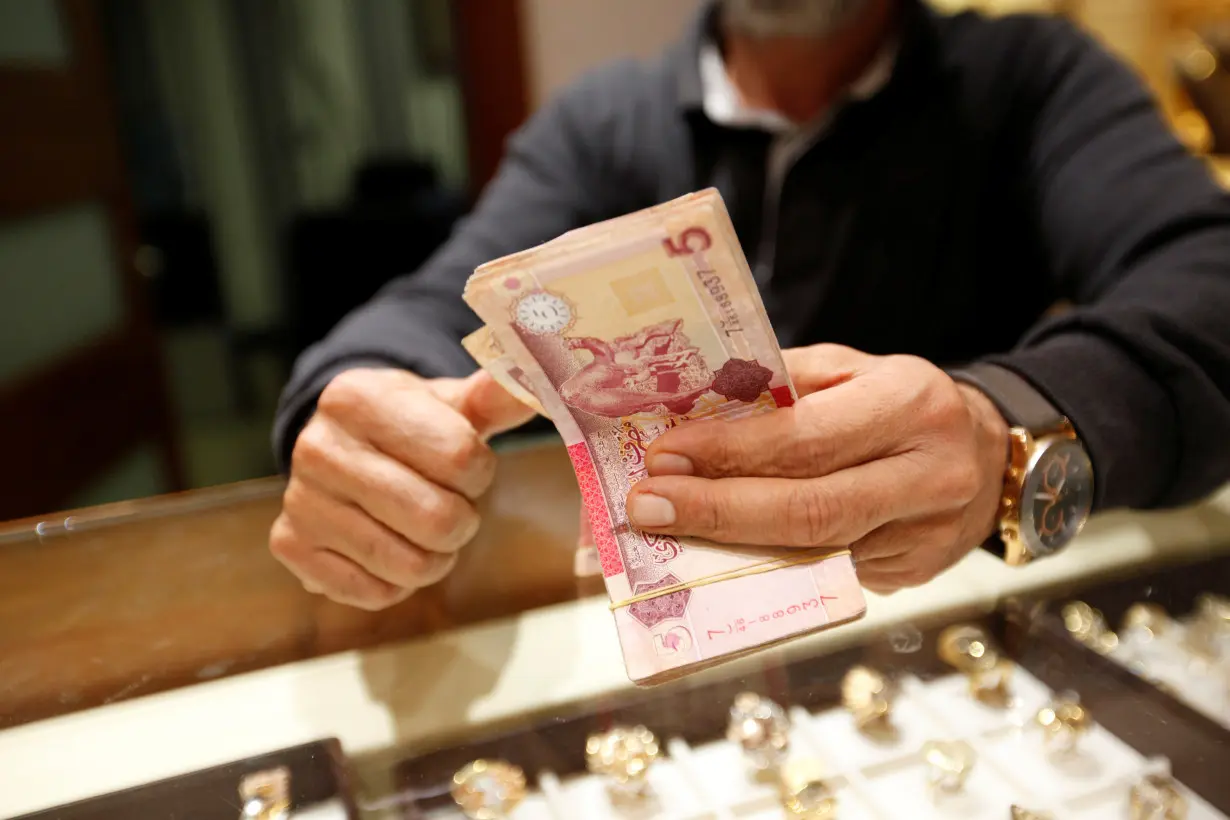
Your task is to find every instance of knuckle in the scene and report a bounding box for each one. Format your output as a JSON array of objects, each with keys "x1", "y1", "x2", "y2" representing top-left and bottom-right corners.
[
  {"x1": 330, "y1": 562, "x2": 403, "y2": 610},
  {"x1": 786, "y1": 485, "x2": 835, "y2": 546},
  {"x1": 318, "y1": 369, "x2": 371, "y2": 416},
  {"x1": 795, "y1": 407, "x2": 839, "y2": 467},
  {"x1": 952, "y1": 461, "x2": 983, "y2": 504},
  {"x1": 439, "y1": 427, "x2": 485, "y2": 475},
  {"x1": 412, "y1": 491, "x2": 474, "y2": 547},
  {"x1": 280, "y1": 477, "x2": 312, "y2": 516},
  {"x1": 899, "y1": 564, "x2": 935, "y2": 587},
  {"x1": 268, "y1": 517, "x2": 301, "y2": 563},
  {"x1": 931, "y1": 518, "x2": 966, "y2": 551},
  {"x1": 291, "y1": 421, "x2": 333, "y2": 475},
  {"x1": 697, "y1": 486, "x2": 735, "y2": 540}
]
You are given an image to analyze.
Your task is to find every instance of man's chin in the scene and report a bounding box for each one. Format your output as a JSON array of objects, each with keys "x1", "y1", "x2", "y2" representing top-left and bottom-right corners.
[{"x1": 721, "y1": 0, "x2": 871, "y2": 39}]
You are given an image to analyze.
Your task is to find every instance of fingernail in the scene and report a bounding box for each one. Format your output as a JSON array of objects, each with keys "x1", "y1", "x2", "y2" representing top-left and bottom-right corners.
[
  {"x1": 628, "y1": 493, "x2": 676, "y2": 527},
  {"x1": 648, "y1": 453, "x2": 693, "y2": 476}
]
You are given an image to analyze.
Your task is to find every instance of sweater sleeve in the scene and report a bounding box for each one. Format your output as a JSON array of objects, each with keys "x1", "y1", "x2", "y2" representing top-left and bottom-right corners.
[
  {"x1": 271, "y1": 71, "x2": 628, "y2": 472},
  {"x1": 986, "y1": 19, "x2": 1230, "y2": 510}
]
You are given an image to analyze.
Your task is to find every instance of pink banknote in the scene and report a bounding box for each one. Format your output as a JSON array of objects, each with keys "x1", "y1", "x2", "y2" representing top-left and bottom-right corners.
[{"x1": 463, "y1": 189, "x2": 866, "y2": 683}]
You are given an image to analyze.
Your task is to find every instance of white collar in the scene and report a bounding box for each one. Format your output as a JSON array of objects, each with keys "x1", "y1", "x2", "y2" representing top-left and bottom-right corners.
[{"x1": 700, "y1": 36, "x2": 899, "y2": 133}]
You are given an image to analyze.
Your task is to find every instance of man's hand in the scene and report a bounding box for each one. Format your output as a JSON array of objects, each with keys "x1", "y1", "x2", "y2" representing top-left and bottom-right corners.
[
  {"x1": 625, "y1": 345, "x2": 1010, "y2": 594},
  {"x1": 270, "y1": 368, "x2": 534, "y2": 610}
]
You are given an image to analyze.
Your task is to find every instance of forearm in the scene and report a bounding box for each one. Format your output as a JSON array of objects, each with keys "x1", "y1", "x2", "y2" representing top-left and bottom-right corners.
[{"x1": 985, "y1": 231, "x2": 1230, "y2": 510}]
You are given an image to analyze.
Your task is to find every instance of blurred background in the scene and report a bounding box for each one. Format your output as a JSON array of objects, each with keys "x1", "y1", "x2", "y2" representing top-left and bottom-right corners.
[{"x1": 1, "y1": 0, "x2": 1229, "y2": 524}]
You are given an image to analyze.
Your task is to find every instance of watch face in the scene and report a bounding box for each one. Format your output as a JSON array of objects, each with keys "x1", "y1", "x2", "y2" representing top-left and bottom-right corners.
[{"x1": 1019, "y1": 438, "x2": 1094, "y2": 557}]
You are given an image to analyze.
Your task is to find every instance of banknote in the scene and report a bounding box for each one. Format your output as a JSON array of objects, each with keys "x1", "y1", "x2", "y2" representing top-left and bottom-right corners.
[{"x1": 463, "y1": 189, "x2": 866, "y2": 683}]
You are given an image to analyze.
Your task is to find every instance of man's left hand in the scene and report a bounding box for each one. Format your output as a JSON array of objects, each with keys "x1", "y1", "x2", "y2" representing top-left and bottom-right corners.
[{"x1": 625, "y1": 345, "x2": 1010, "y2": 594}]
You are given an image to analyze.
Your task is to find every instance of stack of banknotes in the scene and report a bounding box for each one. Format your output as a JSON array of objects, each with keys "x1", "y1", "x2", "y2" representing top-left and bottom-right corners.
[{"x1": 462, "y1": 189, "x2": 865, "y2": 684}]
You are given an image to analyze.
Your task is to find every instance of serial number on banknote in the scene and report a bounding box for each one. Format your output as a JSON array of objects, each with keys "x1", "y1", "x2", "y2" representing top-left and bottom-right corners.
[{"x1": 703, "y1": 596, "x2": 840, "y2": 641}]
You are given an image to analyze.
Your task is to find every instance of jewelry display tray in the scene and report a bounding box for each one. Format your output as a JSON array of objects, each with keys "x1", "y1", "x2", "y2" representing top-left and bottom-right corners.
[
  {"x1": 394, "y1": 555, "x2": 1230, "y2": 820},
  {"x1": 8, "y1": 739, "x2": 358, "y2": 820}
]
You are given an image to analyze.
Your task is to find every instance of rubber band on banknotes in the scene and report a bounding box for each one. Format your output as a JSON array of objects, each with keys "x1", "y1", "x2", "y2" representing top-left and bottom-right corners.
[{"x1": 608, "y1": 547, "x2": 853, "y2": 612}]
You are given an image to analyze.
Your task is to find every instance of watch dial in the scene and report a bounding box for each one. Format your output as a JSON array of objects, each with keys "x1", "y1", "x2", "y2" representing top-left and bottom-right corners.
[{"x1": 1019, "y1": 439, "x2": 1094, "y2": 556}]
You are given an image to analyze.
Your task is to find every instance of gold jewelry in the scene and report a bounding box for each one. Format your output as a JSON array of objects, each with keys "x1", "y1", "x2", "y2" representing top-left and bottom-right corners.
[
  {"x1": 1122, "y1": 602, "x2": 1171, "y2": 641},
  {"x1": 777, "y1": 758, "x2": 838, "y2": 819},
  {"x1": 921, "y1": 740, "x2": 975, "y2": 795},
  {"x1": 585, "y1": 725, "x2": 660, "y2": 800},
  {"x1": 840, "y1": 666, "x2": 896, "y2": 737},
  {"x1": 1062, "y1": 601, "x2": 1119, "y2": 654},
  {"x1": 726, "y1": 692, "x2": 790, "y2": 771},
  {"x1": 1010, "y1": 807, "x2": 1053, "y2": 820},
  {"x1": 937, "y1": 625, "x2": 1014, "y2": 706},
  {"x1": 451, "y1": 760, "x2": 527, "y2": 820},
  {"x1": 967, "y1": 657, "x2": 1014, "y2": 708},
  {"x1": 938, "y1": 624, "x2": 998, "y2": 672},
  {"x1": 1197, "y1": 592, "x2": 1230, "y2": 628},
  {"x1": 1129, "y1": 773, "x2": 1188, "y2": 820},
  {"x1": 238, "y1": 767, "x2": 291, "y2": 820},
  {"x1": 1034, "y1": 693, "x2": 1092, "y2": 755},
  {"x1": 1186, "y1": 592, "x2": 1230, "y2": 660}
]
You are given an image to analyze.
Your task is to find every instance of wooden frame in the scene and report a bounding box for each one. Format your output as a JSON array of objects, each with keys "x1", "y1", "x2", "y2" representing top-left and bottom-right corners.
[
  {"x1": 452, "y1": 0, "x2": 532, "y2": 198},
  {"x1": 0, "y1": 0, "x2": 183, "y2": 521}
]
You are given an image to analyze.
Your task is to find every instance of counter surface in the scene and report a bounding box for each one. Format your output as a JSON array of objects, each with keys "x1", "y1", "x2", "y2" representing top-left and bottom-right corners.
[{"x1": 1, "y1": 483, "x2": 1228, "y2": 817}]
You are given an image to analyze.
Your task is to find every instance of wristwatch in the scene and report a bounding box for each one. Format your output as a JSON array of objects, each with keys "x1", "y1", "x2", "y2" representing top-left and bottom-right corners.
[{"x1": 949, "y1": 363, "x2": 1095, "y2": 566}]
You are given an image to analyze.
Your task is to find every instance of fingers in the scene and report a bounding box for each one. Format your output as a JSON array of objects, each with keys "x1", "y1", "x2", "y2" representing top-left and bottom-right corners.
[
  {"x1": 285, "y1": 475, "x2": 458, "y2": 589},
  {"x1": 851, "y1": 515, "x2": 977, "y2": 593},
  {"x1": 646, "y1": 396, "x2": 889, "y2": 481},
  {"x1": 648, "y1": 352, "x2": 977, "y2": 483},
  {"x1": 293, "y1": 414, "x2": 480, "y2": 554},
  {"x1": 431, "y1": 370, "x2": 537, "y2": 441},
  {"x1": 270, "y1": 514, "x2": 410, "y2": 611},
  {"x1": 627, "y1": 455, "x2": 942, "y2": 548},
  {"x1": 319, "y1": 369, "x2": 497, "y2": 499},
  {"x1": 646, "y1": 366, "x2": 906, "y2": 481}
]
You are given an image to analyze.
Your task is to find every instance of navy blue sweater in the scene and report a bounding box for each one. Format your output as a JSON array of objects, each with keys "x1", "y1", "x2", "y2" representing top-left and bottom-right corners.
[{"x1": 276, "y1": 1, "x2": 1230, "y2": 512}]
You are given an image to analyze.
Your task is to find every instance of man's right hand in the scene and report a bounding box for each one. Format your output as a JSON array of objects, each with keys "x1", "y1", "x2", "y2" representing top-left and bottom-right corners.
[{"x1": 270, "y1": 367, "x2": 534, "y2": 610}]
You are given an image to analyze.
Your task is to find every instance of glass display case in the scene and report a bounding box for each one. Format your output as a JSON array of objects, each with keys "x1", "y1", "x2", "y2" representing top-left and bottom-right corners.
[{"x1": 0, "y1": 438, "x2": 1228, "y2": 820}]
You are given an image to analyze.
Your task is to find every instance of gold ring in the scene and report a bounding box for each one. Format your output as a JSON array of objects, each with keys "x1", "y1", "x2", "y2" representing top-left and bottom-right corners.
[
  {"x1": 778, "y1": 758, "x2": 838, "y2": 819},
  {"x1": 1062, "y1": 601, "x2": 1119, "y2": 654},
  {"x1": 967, "y1": 656, "x2": 1014, "y2": 708},
  {"x1": 1197, "y1": 592, "x2": 1230, "y2": 629},
  {"x1": 1186, "y1": 592, "x2": 1230, "y2": 660},
  {"x1": 1034, "y1": 693, "x2": 1092, "y2": 755},
  {"x1": 1122, "y1": 602, "x2": 1170, "y2": 642},
  {"x1": 840, "y1": 666, "x2": 896, "y2": 738},
  {"x1": 1129, "y1": 773, "x2": 1188, "y2": 820},
  {"x1": 1011, "y1": 807, "x2": 1053, "y2": 820},
  {"x1": 937, "y1": 624, "x2": 1014, "y2": 706},
  {"x1": 451, "y1": 759, "x2": 527, "y2": 820},
  {"x1": 726, "y1": 692, "x2": 790, "y2": 771},
  {"x1": 238, "y1": 767, "x2": 291, "y2": 820},
  {"x1": 937, "y1": 624, "x2": 999, "y2": 672},
  {"x1": 921, "y1": 739, "x2": 975, "y2": 795},
  {"x1": 585, "y1": 725, "x2": 660, "y2": 801}
]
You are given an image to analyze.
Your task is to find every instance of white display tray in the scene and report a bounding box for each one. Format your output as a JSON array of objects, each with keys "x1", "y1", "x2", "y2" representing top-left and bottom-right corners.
[
  {"x1": 1103, "y1": 613, "x2": 1230, "y2": 731},
  {"x1": 420, "y1": 669, "x2": 1226, "y2": 820}
]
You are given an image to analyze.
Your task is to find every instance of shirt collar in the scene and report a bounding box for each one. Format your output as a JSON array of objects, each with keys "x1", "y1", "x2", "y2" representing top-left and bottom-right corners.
[
  {"x1": 673, "y1": 0, "x2": 930, "y2": 121},
  {"x1": 699, "y1": 35, "x2": 899, "y2": 132}
]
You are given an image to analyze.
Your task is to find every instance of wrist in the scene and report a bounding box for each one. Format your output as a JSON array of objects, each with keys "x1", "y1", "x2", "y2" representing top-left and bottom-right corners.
[{"x1": 956, "y1": 382, "x2": 1011, "y2": 543}]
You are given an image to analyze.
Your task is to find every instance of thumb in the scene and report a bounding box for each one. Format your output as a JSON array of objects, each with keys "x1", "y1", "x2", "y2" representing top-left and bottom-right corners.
[{"x1": 432, "y1": 370, "x2": 536, "y2": 441}]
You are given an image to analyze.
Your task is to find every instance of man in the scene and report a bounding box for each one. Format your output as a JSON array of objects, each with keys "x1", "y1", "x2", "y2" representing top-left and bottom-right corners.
[{"x1": 271, "y1": 0, "x2": 1230, "y2": 610}]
